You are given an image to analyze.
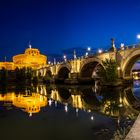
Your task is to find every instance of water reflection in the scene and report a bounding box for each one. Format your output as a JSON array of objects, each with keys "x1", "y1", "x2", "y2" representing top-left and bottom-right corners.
[
  {"x1": 0, "y1": 83, "x2": 140, "y2": 118},
  {"x1": 0, "y1": 82, "x2": 140, "y2": 139},
  {"x1": 0, "y1": 92, "x2": 47, "y2": 116}
]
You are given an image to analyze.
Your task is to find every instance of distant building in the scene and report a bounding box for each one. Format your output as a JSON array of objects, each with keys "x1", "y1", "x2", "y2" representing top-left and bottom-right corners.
[{"x1": 0, "y1": 44, "x2": 47, "y2": 70}]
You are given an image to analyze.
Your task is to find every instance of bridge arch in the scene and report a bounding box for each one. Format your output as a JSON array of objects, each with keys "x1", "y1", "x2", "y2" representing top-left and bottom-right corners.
[
  {"x1": 57, "y1": 63, "x2": 71, "y2": 80},
  {"x1": 45, "y1": 69, "x2": 52, "y2": 78},
  {"x1": 57, "y1": 87, "x2": 72, "y2": 104},
  {"x1": 122, "y1": 49, "x2": 140, "y2": 78},
  {"x1": 80, "y1": 57, "x2": 103, "y2": 78}
]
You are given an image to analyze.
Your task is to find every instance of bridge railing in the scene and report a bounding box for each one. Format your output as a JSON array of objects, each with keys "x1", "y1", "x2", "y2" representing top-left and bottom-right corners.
[{"x1": 118, "y1": 44, "x2": 140, "y2": 51}]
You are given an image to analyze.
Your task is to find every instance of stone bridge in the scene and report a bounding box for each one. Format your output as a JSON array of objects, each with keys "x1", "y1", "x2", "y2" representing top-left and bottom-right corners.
[{"x1": 36, "y1": 39, "x2": 140, "y2": 83}]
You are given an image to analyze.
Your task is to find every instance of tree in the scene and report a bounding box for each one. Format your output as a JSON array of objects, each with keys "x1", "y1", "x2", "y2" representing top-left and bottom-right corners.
[
  {"x1": 0, "y1": 67, "x2": 8, "y2": 86},
  {"x1": 98, "y1": 59, "x2": 118, "y2": 83},
  {"x1": 15, "y1": 67, "x2": 33, "y2": 84}
]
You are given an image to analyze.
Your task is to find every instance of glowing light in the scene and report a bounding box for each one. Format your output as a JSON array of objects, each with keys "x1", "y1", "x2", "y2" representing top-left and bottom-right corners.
[
  {"x1": 88, "y1": 109, "x2": 91, "y2": 113},
  {"x1": 137, "y1": 34, "x2": 140, "y2": 39},
  {"x1": 98, "y1": 49, "x2": 102, "y2": 53},
  {"x1": 48, "y1": 99, "x2": 52, "y2": 106},
  {"x1": 117, "y1": 67, "x2": 120, "y2": 70},
  {"x1": 63, "y1": 55, "x2": 67, "y2": 62},
  {"x1": 55, "y1": 101, "x2": 57, "y2": 107},
  {"x1": 63, "y1": 55, "x2": 66, "y2": 59},
  {"x1": 29, "y1": 112, "x2": 32, "y2": 117},
  {"x1": 85, "y1": 52, "x2": 88, "y2": 56},
  {"x1": 76, "y1": 108, "x2": 79, "y2": 113},
  {"x1": 64, "y1": 103, "x2": 68, "y2": 112},
  {"x1": 91, "y1": 116, "x2": 94, "y2": 120},
  {"x1": 87, "y1": 47, "x2": 91, "y2": 51}
]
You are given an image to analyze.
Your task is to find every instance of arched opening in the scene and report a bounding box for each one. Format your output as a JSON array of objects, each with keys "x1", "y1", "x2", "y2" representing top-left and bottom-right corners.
[
  {"x1": 57, "y1": 67, "x2": 70, "y2": 82},
  {"x1": 132, "y1": 60, "x2": 140, "y2": 80},
  {"x1": 80, "y1": 61, "x2": 99, "y2": 78},
  {"x1": 57, "y1": 87, "x2": 71, "y2": 101},
  {"x1": 43, "y1": 70, "x2": 52, "y2": 83},
  {"x1": 80, "y1": 87, "x2": 101, "y2": 110},
  {"x1": 124, "y1": 55, "x2": 140, "y2": 79},
  {"x1": 92, "y1": 64, "x2": 104, "y2": 78},
  {"x1": 45, "y1": 70, "x2": 52, "y2": 78}
]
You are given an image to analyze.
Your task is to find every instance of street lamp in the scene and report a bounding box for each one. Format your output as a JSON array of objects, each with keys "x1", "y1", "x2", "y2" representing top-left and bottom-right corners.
[
  {"x1": 98, "y1": 49, "x2": 102, "y2": 54},
  {"x1": 87, "y1": 46, "x2": 92, "y2": 56},
  {"x1": 137, "y1": 34, "x2": 140, "y2": 45},
  {"x1": 85, "y1": 52, "x2": 88, "y2": 57},
  {"x1": 63, "y1": 55, "x2": 67, "y2": 62},
  {"x1": 117, "y1": 67, "x2": 121, "y2": 78},
  {"x1": 87, "y1": 47, "x2": 91, "y2": 51},
  {"x1": 137, "y1": 34, "x2": 140, "y2": 39}
]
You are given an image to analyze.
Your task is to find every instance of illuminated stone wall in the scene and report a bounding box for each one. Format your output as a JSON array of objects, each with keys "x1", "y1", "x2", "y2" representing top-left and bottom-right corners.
[
  {"x1": 0, "y1": 47, "x2": 47, "y2": 70},
  {"x1": 0, "y1": 62, "x2": 15, "y2": 70}
]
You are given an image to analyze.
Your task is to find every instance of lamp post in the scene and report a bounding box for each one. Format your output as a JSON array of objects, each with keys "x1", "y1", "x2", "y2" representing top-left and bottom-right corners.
[
  {"x1": 87, "y1": 46, "x2": 91, "y2": 56},
  {"x1": 117, "y1": 66, "x2": 121, "y2": 78},
  {"x1": 63, "y1": 55, "x2": 67, "y2": 62},
  {"x1": 98, "y1": 49, "x2": 102, "y2": 54},
  {"x1": 137, "y1": 34, "x2": 140, "y2": 45},
  {"x1": 48, "y1": 61, "x2": 51, "y2": 65},
  {"x1": 87, "y1": 47, "x2": 91, "y2": 51},
  {"x1": 85, "y1": 52, "x2": 88, "y2": 57}
]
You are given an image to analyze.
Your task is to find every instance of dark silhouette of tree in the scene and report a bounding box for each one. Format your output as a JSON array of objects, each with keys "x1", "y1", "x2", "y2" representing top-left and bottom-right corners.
[
  {"x1": 0, "y1": 67, "x2": 8, "y2": 86},
  {"x1": 98, "y1": 59, "x2": 118, "y2": 83}
]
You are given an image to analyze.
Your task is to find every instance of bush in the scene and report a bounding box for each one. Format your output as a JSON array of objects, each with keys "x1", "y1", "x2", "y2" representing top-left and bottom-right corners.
[{"x1": 98, "y1": 59, "x2": 118, "y2": 83}]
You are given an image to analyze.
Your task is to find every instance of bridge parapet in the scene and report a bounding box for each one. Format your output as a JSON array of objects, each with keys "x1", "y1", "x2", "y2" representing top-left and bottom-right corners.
[{"x1": 35, "y1": 43, "x2": 140, "y2": 83}]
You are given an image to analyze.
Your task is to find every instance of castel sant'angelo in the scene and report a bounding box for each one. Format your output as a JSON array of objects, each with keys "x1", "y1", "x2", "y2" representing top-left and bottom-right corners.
[{"x1": 0, "y1": 43, "x2": 47, "y2": 70}]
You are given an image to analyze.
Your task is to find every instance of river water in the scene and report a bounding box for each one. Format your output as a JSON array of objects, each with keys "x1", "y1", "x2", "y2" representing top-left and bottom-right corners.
[{"x1": 0, "y1": 81, "x2": 140, "y2": 140}]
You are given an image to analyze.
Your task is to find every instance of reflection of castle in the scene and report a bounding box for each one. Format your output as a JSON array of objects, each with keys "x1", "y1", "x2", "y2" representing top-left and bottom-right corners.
[
  {"x1": 0, "y1": 43, "x2": 47, "y2": 70},
  {"x1": 0, "y1": 93, "x2": 47, "y2": 116}
]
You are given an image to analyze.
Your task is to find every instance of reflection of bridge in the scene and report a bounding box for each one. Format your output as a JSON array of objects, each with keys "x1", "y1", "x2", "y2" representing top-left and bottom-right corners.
[
  {"x1": 37, "y1": 85, "x2": 139, "y2": 117},
  {"x1": 37, "y1": 39, "x2": 140, "y2": 83},
  {"x1": 0, "y1": 85, "x2": 139, "y2": 118}
]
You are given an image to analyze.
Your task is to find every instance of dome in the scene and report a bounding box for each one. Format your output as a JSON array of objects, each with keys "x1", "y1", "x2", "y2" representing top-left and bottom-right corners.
[{"x1": 12, "y1": 45, "x2": 47, "y2": 69}]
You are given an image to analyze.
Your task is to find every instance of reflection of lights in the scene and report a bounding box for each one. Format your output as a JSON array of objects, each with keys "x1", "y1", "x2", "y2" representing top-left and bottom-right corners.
[
  {"x1": 76, "y1": 108, "x2": 79, "y2": 113},
  {"x1": 135, "y1": 80, "x2": 140, "y2": 86},
  {"x1": 76, "y1": 108, "x2": 79, "y2": 117},
  {"x1": 64, "y1": 103, "x2": 68, "y2": 112},
  {"x1": 29, "y1": 112, "x2": 32, "y2": 117},
  {"x1": 119, "y1": 104, "x2": 123, "y2": 107},
  {"x1": 48, "y1": 99, "x2": 52, "y2": 106},
  {"x1": 88, "y1": 109, "x2": 91, "y2": 113},
  {"x1": 55, "y1": 101, "x2": 57, "y2": 107},
  {"x1": 117, "y1": 118, "x2": 120, "y2": 125},
  {"x1": 117, "y1": 67, "x2": 120, "y2": 70},
  {"x1": 91, "y1": 116, "x2": 94, "y2": 120}
]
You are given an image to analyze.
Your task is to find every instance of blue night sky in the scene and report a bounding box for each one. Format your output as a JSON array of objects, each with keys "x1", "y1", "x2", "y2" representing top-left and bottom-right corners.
[{"x1": 1, "y1": 0, "x2": 140, "y2": 61}]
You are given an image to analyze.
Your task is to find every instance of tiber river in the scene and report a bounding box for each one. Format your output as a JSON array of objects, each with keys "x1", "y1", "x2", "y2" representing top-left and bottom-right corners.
[{"x1": 0, "y1": 81, "x2": 140, "y2": 140}]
